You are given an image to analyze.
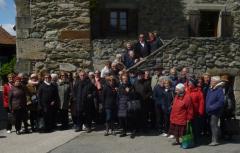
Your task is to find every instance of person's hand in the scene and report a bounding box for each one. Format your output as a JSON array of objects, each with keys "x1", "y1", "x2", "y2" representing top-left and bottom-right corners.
[
  {"x1": 125, "y1": 87, "x2": 130, "y2": 92},
  {"x1": 27, "y1": 101, "x2": 32, "y2": 105},
  {"x1": 50, "y1": 101, "x2": 55, "y2": 106},
  {"x1": 87, "y1": 94, "x2": 92, "y2": 98}
]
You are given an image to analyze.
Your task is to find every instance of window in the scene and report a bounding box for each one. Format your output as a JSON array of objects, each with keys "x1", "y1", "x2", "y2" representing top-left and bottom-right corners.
[
  {"x1": 189, "y1": 10, "x2": 232, "y2": 37},
  {"x1": 199, "y1": 11, "x2": 220, "y2": 37},
  {"x1": 99, "y1": 8, "x2": 137, "y2": 38},
  {"x1": 110, "y1": 10, "x2": 128, "y2": 34}
]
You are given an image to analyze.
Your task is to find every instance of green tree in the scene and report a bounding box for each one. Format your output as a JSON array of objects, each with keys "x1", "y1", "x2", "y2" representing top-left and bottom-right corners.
[{"x1": 0, "y1": 57, "x2": 16, "y2": 83}]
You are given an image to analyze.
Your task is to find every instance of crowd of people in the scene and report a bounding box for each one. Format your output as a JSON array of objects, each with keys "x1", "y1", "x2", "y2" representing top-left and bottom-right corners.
[{"x1": 2, "y1": 33, "x2": 237, "y2": 148}]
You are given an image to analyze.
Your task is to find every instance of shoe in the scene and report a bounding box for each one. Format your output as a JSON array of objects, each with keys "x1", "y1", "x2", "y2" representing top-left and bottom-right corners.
[
  {"x1": 75, "y1": 127, "x2": 82, "y2": 132},
  {"x1": 86, "y1": 128, "x2": 91, "y2": 133},
  {"x1": 119, "y1": 133, "x2": 127, "y2": 137},
  {"x1": 130, "y1": 133, "x2": 135, "y2": 139},
  {"x1": 104, "y1": 131, "x2": 109, "y2": 136},
  {"x1": 161, "y1": 133, "x2": 168, "y2": 137},
  {"x1": 208, "y1": 142, "x2": 219, "y2": 146},
  {"x1": 172, "y1": 142, "x2": 181, "y2": 145},
  {"x1": 6, "y1": 130, "x2": 11, "y2": 134},
  {"x1": 16, "y1": 131, "x2": 21, "y2": 135},
  {"x1": 168, "y1": 135, "x2": 175, "y2": 139},
  {"x1": 24, "y1": 130, "x2": 30, "y2": 134}
]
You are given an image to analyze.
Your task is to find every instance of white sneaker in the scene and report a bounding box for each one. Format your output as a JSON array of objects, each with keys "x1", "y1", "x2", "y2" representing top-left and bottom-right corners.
[
  {"x1": 6, "y1": 130, "x2": 11, "y2": 134},
  {"x1": 168, "y1": 135, "x2": 175, "y2": 139},
  {"x1": 161, "y1": 133, "x2": 168, "y2": 137}
]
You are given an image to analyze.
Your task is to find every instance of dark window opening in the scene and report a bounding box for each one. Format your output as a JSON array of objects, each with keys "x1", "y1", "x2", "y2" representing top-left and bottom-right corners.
[
  {"x1": 199, "y1": 11, "x2": 220, "y2": 37},
  {"x1": 109, "y1": 10, "x2": 128, "y2": 35}
]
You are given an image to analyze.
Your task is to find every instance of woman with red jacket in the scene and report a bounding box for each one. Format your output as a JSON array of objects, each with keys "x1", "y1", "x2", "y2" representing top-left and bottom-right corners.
[
  {"x1": 186, "y1": 78, "x2": 205, "y2": 145},
  {"x1": 169, "y1": 83, "x2": 194, "y2": 145},
  {"x1": 3, "y1": 73, "x2": 14, "y2": 134}
]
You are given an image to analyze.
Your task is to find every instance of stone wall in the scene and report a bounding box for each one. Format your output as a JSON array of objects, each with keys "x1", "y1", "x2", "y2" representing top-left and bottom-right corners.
[
  {"x1": 16, "y1": 0, "x2": 92, "y2": 73},
  {"x1": 226, "y1": 0, "x2": 240, "y2": 38},
  {"x1": 92, "y1": 39, "x2": 136, "y2": 70},
  {"x1": 133, "y1": 38, "x2": 240, "y2": 74}
]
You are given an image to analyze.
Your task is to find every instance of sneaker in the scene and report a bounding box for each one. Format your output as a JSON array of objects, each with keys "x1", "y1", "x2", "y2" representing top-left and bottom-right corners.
[
  {"x1": 161, "y1": 133, "x2": 168, "y2": 137},
  {"x1": 208, "y1": 142, "x2": 220, "y2": 146},
  {"x1": 168, "y1": 135, "x2": 175, "y2": 139},
  {"x1": 6, "y1": 130, "x2": 11, "y2": 134}
]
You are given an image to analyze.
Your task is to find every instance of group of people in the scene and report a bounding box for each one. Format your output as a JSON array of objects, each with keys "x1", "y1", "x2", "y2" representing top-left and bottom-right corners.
[
  {"x1": 2, "y1": 66, "x2": 236, "y2": 145},
  {"x1": 2, "y1": 32, "x2": 236, "y2": 148}
]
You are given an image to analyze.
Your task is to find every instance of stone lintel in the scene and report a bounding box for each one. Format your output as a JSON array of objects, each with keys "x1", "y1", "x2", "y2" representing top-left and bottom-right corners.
[
  {"x1": 188, "y1": 4, "x2": 225, "y2": 11},
  {"x1": 59, "y1": 30, "x2": 91, "y2": 40}
]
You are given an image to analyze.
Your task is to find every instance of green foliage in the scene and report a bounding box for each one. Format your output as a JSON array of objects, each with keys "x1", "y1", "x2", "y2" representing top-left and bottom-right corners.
[{"x1": 0, "y1": 57, "x2": 16, "y2": 81}]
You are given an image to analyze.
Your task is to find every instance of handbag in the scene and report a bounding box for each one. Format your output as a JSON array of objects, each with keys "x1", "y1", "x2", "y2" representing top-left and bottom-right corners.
[
  {"x1": 181, "y1": 122, "x2": 195, "y2": 149},
  {"x1": 223, "y1": 117, "x2": 240, "y2": 135},
  {"x1": 31, "y1": 95, "x2": 38, "y2": 104},
  {"x1": 127, "y1": 100, "x2": 141, "y2": 112}
]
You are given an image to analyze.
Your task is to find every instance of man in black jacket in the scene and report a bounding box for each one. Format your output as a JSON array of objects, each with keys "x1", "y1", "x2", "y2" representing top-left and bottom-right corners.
[
  {"x1": 74, "y1": 71, "x2": 97, "y2": 132},
  {"x1": 133, "y1": 71, "x2": 153, "y2": 131},
  {"x1": 38, "y1": 74, "x2": 59, "y2": 132},
  {"x1": 134, "y1": 34, "x2": 151, "y2": 58}
]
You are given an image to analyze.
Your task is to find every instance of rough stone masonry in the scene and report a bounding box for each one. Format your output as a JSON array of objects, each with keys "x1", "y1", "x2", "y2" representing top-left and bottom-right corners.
[
  {"x1": 15, "y1": 0, "x2": 92, "y2": 73},
  {"x1": 15, "y1": 0, "x2": 240, "y2": 114}
]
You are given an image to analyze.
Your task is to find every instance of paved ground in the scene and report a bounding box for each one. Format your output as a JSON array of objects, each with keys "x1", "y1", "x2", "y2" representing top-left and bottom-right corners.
[
  {"x1": 1, "y1": 128, "x2": 240, "y2": 153},
  {"x1": 50, "y1": 130, "x2": 240, "y2": 153},
  {"x1": 0, "y1": 129, "x2": 81, "y2": 153}
]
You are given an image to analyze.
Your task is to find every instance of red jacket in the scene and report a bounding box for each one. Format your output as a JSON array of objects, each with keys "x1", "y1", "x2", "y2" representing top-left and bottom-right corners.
[
  {"x1": 170, "y1": 93, "x2": 194, "y2": 126},
  {"x1": 186, "y1": 87, "x2": 205, "y2": 117},
  {"x1": 3, "y1": 83, "x2": 12, "y2": 108}
]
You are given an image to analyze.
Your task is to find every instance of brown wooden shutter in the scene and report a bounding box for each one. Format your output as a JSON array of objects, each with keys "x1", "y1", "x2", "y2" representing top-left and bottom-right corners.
[
  {"x1": 128, "y1": 9, "x2": 138, "y2": 36},
  {"x1": 189, "y1": 10, "x2": 200, "y2": 37},
  {"x1": 221, "y1": 12, "x2": 233, "y2": 37},
  {"x1": 100, "y1": 9, "x2": 110, "y2": 37}
]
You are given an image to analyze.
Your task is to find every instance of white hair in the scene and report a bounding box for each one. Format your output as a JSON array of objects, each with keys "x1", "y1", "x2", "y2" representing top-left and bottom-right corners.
[
  {"x1": 51, "y1": 73, "x2": 58, "y2": 79},
  {"x1": 176, "y1": 83, "x2": 185, "y2": 91},
  {"x1": 211, "y1": 76, "x2": 221, "y2": 81}
]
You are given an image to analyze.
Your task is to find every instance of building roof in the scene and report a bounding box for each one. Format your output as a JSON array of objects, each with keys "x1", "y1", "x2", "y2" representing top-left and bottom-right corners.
[{"x1": 0, "y1": 26, "x2": 16, "y2": 45}]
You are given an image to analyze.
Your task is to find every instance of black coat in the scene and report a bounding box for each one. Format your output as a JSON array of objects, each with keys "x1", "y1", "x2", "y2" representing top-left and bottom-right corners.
[
  {"x1": 134, "y1": 41, "x2": 151, "y2": 58},
  {"x1": 103, "y1": 84, "x2": 117, "y2": 110},
  {"x1": 38, "y1": 82, "x2": 59, "y2": 111},
  {"x1": 117, "y1": 83, "x2": 132, "y2": 117},
  {"x1": 163, "y1": 88, "x2": 175, "y2": 114},
  {"x1": 133, "y1": 79, "x2": 152, "y2": 103},
  {"x1": 74, "y1": 79, "x2": 97, "y2": 112}
]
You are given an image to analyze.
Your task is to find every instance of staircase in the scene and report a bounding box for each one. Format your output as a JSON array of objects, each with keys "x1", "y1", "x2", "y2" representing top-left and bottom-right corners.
[{"x1": 127, "y1": 38, "x2": 177, "y2": 71}]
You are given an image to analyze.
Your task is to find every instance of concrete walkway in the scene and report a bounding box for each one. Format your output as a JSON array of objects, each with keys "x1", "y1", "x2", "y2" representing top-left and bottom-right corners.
[
  {"x1": 0, "y1": 128, "x2": 239, "y2": 153},
  {"x1": 0, "y1": 129, "x2": 81, "y2": 153},
  {"x1": 50, "y1": 131, "x2": 240, "y2": 153}
]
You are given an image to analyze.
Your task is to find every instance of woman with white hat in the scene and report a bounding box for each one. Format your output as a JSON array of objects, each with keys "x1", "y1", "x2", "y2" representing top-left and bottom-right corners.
[{"x1": 169, "y1": 83, "x2": 194, "y2": 145}]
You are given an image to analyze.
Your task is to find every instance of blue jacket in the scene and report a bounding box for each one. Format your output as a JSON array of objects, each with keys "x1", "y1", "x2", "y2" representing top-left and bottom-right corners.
[{"x1": 206, "y1": 86, "x2": 224, "y2": 116}]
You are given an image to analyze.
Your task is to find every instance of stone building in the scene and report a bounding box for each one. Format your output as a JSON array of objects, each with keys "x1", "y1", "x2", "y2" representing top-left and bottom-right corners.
[{"x1": 15, "y1": 0, "x2": 240, "y2": 113}]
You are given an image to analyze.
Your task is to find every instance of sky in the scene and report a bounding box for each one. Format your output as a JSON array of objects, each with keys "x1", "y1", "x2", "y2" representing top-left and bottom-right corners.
[{"x1": 0, "y1": 0, "x2": 16, "y2": 36}]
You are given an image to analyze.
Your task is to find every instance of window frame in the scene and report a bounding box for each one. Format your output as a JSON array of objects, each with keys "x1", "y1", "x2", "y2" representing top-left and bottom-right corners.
[{"x1": 109, "y1": 9, "x2": 129, "y2": 35}]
